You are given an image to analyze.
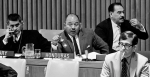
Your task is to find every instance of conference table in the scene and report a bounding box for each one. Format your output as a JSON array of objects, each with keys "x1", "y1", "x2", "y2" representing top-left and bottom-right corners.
[{"x1": 25, "y1": 59, "x2": 104, "y2": 77}]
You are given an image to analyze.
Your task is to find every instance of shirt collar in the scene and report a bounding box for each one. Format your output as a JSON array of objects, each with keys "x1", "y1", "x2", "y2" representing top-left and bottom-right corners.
[
  {"x1": 111, "y1": 19, "x2": 119, "y2": 28},
  {"x1": 121, "y1": 52, "x2": 135, "y2": 64},
  {"x1": 15, "y1": 31, "x2": 21, "y2": 41},
  {"x1": 68, "y1": 34, "x2": 78, "y2": 40}
]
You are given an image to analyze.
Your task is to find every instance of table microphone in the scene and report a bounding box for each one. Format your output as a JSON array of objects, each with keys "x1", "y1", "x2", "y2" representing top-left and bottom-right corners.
[
  {"x1": 85, "y1": 50, "x2": 88, "y2": 61},
  {"x1": 85, "y1": 45, "x2": 90, "y2": 61}
]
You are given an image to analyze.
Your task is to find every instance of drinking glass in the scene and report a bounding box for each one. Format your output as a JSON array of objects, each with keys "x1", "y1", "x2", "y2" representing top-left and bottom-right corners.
[{"x1": 34, "y1": 49, "x2": 41, "y2": 59}]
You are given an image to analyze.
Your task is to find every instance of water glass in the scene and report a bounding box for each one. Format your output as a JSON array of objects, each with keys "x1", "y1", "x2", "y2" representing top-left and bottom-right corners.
[{"x1": 34, "y1": 49, "x2": 41, "y2": 59}]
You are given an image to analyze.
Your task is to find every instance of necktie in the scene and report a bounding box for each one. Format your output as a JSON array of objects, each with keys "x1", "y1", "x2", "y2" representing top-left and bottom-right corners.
[
  {"x1": 121, "y1": 58, "x2": 127, "y2": 77},
  {"x1": 73, "y1": 37, "x2": 79, "y2": 55},
  {"x1": 13, "y1": 35, "x2": 18, "y2": 43}
]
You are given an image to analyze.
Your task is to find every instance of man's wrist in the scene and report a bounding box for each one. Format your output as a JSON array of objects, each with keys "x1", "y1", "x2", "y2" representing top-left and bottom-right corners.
[
  {"x1": 3, "y1": 38, "x2": 8, "y2": 45},
  {"x1": 51, "y1": 42, "x2": 58, "y2": 46},
  {"x1": 51, "y1": 42, "x2": 58, "y2": 50},
  {"x1": 138, "y1": 24, "x2": 146, "y2": 32},
  {"x1": 134, "y1": 24, "x2": 146, "y2": 32}
]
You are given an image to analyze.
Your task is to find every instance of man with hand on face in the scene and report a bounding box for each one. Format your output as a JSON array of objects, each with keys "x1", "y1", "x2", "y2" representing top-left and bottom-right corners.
[
  {"x1": 0, "y1": 13, "x2": 51, "y2": 53},
  {"x1": 51, "y1": 14, "x2": 109, "y2": 59},
  {"x1": 100, "y1": 31, "x2": 149, "y2": 77},
  {"x1": 95, "y1": 2, "x2": 148, "y2": 53}
]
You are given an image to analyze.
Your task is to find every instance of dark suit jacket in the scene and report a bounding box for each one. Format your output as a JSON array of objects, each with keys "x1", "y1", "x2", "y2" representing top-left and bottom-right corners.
[
  {"x1": 95, "y1": 18, "x2": 148, "y2": 53},
  {"x1": 55, "y1": 28, "x2": 109, "y2": 54},
  {"x1": 0, "y1": 63, "x2": 17, "y2": 77},
  {"x1": 0, "y1": 30, "x2": 51, "y2": 53}
]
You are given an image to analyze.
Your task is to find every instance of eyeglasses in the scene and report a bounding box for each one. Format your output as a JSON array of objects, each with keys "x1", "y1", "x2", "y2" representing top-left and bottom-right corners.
[
  {"x1": 119, "y1": 42, "x2": 132, "y2": 49},
  {"x1": 67, "y1": 22, "x2": 80, "y2": 26},
  {"x1": 8, "y1": 23, "x2": 20, "y2": 27}
]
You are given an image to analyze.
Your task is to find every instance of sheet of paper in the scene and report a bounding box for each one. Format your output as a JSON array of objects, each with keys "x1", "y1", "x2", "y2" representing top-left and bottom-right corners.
[{"x1": 81, "y1": 52, "x2": 100, "y2": 59}]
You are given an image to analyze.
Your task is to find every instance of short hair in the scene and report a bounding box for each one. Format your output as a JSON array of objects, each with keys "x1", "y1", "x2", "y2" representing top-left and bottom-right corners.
[
  {"x1": 108, "y1": 2, "x2": 123, "y2": 12},
  {"x1": 66, "y1": 13, "x2": 80, "y2": 22},
  {"x1": 119, "y1": 31, "x2": 138, "y2": 46},
  {"x1": 7, "y1": 13, "x2": 22, "y2": 22}
]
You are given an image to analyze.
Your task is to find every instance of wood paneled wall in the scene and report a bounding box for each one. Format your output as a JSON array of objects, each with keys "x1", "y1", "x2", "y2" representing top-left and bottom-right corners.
[{"x1": 0, "y1": 0, "x2": 149, "y2": 51}]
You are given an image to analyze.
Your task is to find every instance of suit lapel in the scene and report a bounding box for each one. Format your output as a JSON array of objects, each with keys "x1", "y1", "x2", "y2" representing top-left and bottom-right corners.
[
  {"x1": 20, "y1": 30, "x2": 27, "y2": 45},
  {"x1": 107, "y1": 18, "x2": 113, "y2": 47},
  {"x1": 130, "y1": 53, "x2": 137, "y2": 77},
  {"x1": 136, "y1": 53, "x2": 148, "y2": 77},
  {"x1": 79, "y1": 29, "x2": 84, "y2": 54},
  {"x1": 61, "y1": 31, "x2": 74, "y2": 53},
  {"x1": 112, "y1": 51, "x2": 122, "y2": 77}
]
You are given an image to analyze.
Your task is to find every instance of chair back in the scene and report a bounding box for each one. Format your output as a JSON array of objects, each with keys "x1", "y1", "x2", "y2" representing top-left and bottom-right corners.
[
  {"x1": 39, "y1": 29, "x2": 63, "y2": 41},
  {"x1": 0, "y1": 29, "x2": 6, "y2": 37},
  {"x1": 0, "y1": 59, "x2": 26, "y2": 77},
  {"x1": 45, "y1": 59, "x2": 79, "y2": 77}
]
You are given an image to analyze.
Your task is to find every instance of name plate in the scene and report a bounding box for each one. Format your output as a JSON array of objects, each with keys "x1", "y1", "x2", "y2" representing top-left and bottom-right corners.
[
  {"x1": 0, "y1": 50, "x2": 14, "y2": 56},
  {"x1": 41, "y1": 52, "x2": 74, "y2": 59},
  {"x1": 96, "y1": 54, "x2": 106, "y2": 61}
]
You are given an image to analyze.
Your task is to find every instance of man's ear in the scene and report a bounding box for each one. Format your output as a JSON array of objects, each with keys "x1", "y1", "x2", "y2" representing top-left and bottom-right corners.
[
  {"x1": 21, "y1": 20, "x2": 23, "y2": 23},
  {"x1": 63, "y1": 23, "x2": 66, "y2": 29},
  {"x1": 133, "y1": 45, "x2": 137, "y2": 52},
  {"x1": 79, "y1": 23, "x2": 82, "y2": 30},
  {"x1": 109, "y1": 12, "x2": 113, "y2": 17}
]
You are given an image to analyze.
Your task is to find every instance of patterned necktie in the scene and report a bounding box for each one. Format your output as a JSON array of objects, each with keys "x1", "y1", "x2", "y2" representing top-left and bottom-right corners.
[
  {"x1": 121, "y1": 58, "x2": 127, "y2": 77},
  {"x1": 73, "y1": 37, "x2": 79, "y2": 55}
]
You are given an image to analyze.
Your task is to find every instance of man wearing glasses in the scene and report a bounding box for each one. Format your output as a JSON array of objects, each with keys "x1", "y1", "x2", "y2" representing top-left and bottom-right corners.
[
  {"x1": 51, "y1": 14, "x2": 109, "y2": 59},
  {"x1": 101, "y1": 31, "x2": 149, "y2": 77},
  {"x1": 0, "y1": 13, "x2": 50, "y2": 53}
]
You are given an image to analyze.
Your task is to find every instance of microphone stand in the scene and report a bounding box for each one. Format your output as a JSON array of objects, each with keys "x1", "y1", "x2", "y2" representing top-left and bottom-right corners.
[
  {"x1": 50, "y1": 41, "x2": 54, "y2": 59},
  {"x1": 84, "y1": 45, "x2": 90, "y2": 61},
  {"x1": 85, "y1": 50, "x2": 88, "y2": 61}
]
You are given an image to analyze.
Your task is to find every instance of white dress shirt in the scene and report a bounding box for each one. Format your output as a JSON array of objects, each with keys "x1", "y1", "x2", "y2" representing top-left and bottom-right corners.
[
  {"x1": 111, "y1": 20, "x2": 121, "y2": 51},
  {"x1": 68, "y1": 34, "x2": 81, "y2": 55}
]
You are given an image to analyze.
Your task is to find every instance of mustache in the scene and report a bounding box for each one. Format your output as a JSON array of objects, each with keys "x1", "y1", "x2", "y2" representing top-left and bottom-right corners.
[
  {"x1": 71, "y1": 29, "x2": 76, "y2": 31},
  {"x1": 120, "y1": 16, "x2": 125, "y2": 20}
]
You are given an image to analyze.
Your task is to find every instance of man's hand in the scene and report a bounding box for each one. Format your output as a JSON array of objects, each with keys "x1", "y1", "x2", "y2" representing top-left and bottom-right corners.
[
  {"x1": 3, "y1": 27, "x2": 14, "y2": 43},
  {"x1": 130, "y1": 18, "x2": 145, "y2": 32},
  {"x1": 51, "y1": 35, "x2": 61, "y2": 46},
  {"x1": 130, "y1": 18, "x2": 140, "y2": 26}
]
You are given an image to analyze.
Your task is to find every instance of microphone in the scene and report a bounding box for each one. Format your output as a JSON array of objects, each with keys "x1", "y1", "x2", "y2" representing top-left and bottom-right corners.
[
  {"x1": 85, "y1": 50, "x2": 88, "y2": 61},
  {"x1": 85, "y1": 45, "x2": 90, "y2": 61}
]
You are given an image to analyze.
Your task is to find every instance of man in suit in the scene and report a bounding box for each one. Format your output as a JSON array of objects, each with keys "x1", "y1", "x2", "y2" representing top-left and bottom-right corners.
[
  {"x1": 95, "y1": 2, "x2": 148, "y2": 53},
  {"x1": 0, "y1": 63, "x2": 17, "y2": 77},
  {"x1": 51, "y1": 14, "x2": 109, "y2": 57},
  {"x1": 0, "y1": 13, "x2": 51, "y2": 53},
  {"x1": 100, "y1": 31, "x2": 149, "y2": 77}
]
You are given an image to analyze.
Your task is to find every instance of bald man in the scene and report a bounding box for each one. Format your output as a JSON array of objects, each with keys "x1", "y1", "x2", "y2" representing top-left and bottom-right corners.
[{"x1": 51, "y1": 14, "x2": 109, "y2": 57}]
